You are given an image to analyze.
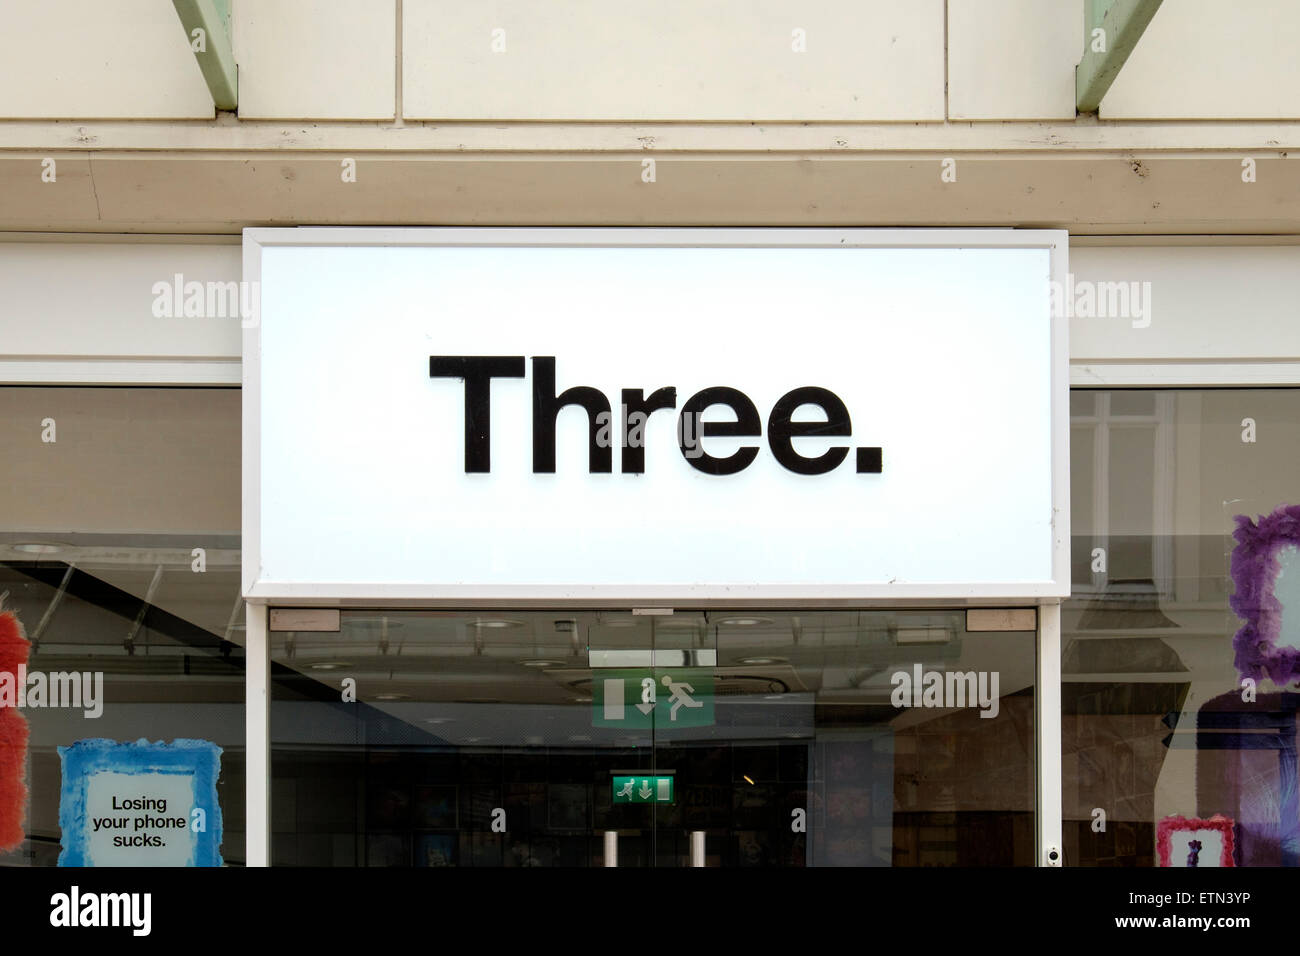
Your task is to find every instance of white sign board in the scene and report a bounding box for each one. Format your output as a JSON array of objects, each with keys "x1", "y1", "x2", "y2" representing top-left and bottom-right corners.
[{"x1": 243, "y1": 228, "x2": 1068, "y2": 602}]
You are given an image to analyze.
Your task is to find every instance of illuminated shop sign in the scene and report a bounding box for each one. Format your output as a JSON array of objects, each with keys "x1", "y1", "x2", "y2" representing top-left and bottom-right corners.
[{"x1": 244, "y1": 229, "x2": 1068, "y2": 599}]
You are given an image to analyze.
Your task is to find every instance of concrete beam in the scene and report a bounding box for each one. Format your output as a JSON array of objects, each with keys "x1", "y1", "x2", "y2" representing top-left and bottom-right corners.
[
  {"x1": 0, "y1": 151, "x2": 1295, "y2": 235},
  {"x1": 1, "y1": 119, "x2": 1298, "y2": 153}
]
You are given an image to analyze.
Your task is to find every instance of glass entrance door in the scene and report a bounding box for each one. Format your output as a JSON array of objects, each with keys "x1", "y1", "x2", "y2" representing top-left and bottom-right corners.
[
  {"x1": 649, "y1": 612, "x2": 801, "y2": 867},
  {"x1": 647, "y1": 610, "x2": 1040, "y2": 866},
  {"x1": 269, "y1": 608, "x2": 1036, "y2": 866},
  {"x1": 589, "y1": 612, "x2": 722, "y2": 867}
]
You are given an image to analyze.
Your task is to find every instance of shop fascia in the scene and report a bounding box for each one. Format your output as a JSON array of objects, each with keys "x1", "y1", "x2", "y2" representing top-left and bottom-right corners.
[{"x1": 430, "y1": 354, "x2": 884, "y2": 477}]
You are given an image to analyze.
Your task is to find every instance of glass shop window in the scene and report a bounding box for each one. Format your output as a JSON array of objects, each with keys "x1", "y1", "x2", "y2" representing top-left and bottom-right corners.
[
  {"x1": 0, "y1": 387, "x2": 244, "y2": 867},
  {"x1": 270, "y1": 609, "x2": 1035, "y2": 867},
  {"x1": 1065, "y1": 388, "x2": 1300, "y2": 867}
]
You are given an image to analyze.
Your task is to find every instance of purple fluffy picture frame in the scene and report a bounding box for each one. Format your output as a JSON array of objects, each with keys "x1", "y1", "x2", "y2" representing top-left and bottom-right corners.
[{"x1": 1230, "y1": 504, "x2": 1300, "y2": 685}]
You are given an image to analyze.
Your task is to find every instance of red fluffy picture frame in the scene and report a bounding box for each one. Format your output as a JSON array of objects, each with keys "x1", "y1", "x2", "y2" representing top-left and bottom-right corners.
[
  {"x1": 1156, "y1": 814, "x2": 1235, "y2": 867},
  {"x1": 0, "y1": 611, "x2": 30, "y2": 852}
]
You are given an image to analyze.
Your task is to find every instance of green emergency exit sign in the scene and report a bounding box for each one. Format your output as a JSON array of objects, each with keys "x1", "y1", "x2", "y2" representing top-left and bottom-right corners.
[
  {"x1": 592, "y1": 669, "x2": 713, "y2": 729},
  {"x1": 612, "y1": 775, "x2": 675, "y2": 805}
]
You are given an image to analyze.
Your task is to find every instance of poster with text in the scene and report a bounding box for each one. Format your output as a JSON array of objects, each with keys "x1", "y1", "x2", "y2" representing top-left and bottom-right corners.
[{"x1": 57, "y1": 738, "x2": 223, "y2": 867}]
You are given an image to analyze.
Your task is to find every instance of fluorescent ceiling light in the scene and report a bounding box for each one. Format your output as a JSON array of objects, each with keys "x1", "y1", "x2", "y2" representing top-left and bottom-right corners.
[
  {"x1": 12, "y1": 542, "x2": 64, "y2": 554},
  {"x1": 896, "y1": 627, "x2": 953, "y2": 645}
]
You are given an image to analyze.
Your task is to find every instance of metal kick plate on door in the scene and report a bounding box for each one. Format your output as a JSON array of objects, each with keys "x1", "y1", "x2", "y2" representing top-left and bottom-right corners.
[{"x1": 965, "y1": 608, "x2": 1037, "y2": 632}]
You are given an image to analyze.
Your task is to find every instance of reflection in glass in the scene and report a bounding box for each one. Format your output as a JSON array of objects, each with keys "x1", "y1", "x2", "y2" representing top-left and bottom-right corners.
[
  {"x1": 0, "y1": 387, "x2": 245, "y2": 866},
  {"x1": 1065, "y1": 388, "x2": 1300, "y2": 866}
]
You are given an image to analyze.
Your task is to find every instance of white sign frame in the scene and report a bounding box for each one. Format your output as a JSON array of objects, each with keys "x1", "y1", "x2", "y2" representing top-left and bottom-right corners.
[{"x1": 242, "y1": 227, "x2": 1069, "y2": 607}]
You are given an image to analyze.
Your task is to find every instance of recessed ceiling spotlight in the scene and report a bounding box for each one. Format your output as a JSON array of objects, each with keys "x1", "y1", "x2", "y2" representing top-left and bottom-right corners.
[
  {"x1": 373, "y1": 693, "x2": 409, "y2": 701},
  {"x1": 572, "y1": 696, "x2": 592, "y2": 703},
  {"x1": 737, "y1": 656, "x2": 787, "y2": 666},
  {"x1": 720, "y1": 617, "x2": 772, "y2": 627},
  {"x1": 518, "y1": 659, "x2": 562, "y2": 668},
  {"x1": 308, "y1": 661, "x2": 351, "y2": 671},
  {"x1": 12, "y1": 542, "x2": 64, "y2": 555},
  {"x1": 473, "y1": 619, "x2": 522, "y2": 629}
]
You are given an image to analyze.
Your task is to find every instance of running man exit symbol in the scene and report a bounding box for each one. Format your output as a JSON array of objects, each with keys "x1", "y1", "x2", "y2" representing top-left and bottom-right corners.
[{"x1": 662, "y1": 674, "x2": 702, "y2": 721}]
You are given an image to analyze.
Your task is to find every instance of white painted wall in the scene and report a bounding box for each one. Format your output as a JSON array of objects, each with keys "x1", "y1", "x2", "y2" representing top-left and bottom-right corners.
[
  {"x1": 402, "y1": 0, "x2": 945, "y2": 121},
  {"x1": 0, "y1": 1, "x2": 213, "y2": 119},
  {"x1": 1102, "y1": 0, "x2": 1300, "y2": 120},
  {"x1": 0, "y1": 241, "x2": 241, "y2": 383},
  {"x1": 2, "y1": 241, "x2": 1297, "y2": 382},
  {"x1": 948, "y1": 0, "x2": 1082, "y2": 121},
  {"x1": 1069, "y1": 245, "x2": 1300, "y2": 362},
  {"x1": 1, "y1": 0, "x2": 1296, "y2": 123},
  {"x1": 234, "y1": 0, "x2": 396, "y2": 120}
]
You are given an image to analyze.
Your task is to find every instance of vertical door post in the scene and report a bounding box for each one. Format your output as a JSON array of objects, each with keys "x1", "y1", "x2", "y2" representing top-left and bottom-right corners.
[
  {"x1": 245, "y1": 601, "x2": 270, "y2": 867},
  {"x1": 1038, "y1": 601, "x2": 1064, "y2": 866}
]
